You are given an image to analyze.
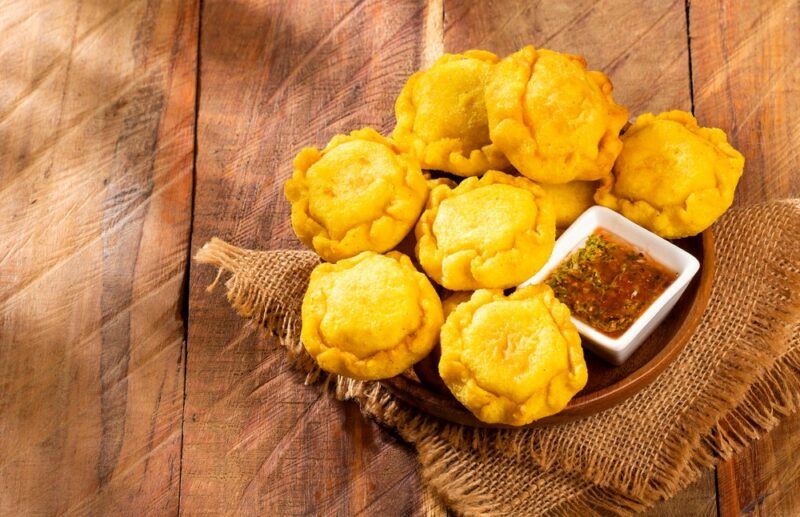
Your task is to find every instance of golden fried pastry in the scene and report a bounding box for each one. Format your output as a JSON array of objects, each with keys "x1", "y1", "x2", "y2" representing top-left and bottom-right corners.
[
  {"x1": 485, "y1": 46, "x2": 628, "y2": 183},
  {"x1": 301, "y1": 251, "x2": 443, "y2": 380},
  {"x1": 415, "y1": 170, "x2": 555, "y2": 290},
  {"x1": 595, "y1": 110, "x2": 745, "y2": 238},
  {"x1": 439, "y1": 286, "x2": 587, "y2": 425},
  {"x1": 424, "y1": 175, "x2": 457, "y2": 190},
  {"x1": 442, "y1": 291, "x2": 472, "y2": 317},
  {"x1": 285, "y1": 128, "x2": 427, "y2": 262},
  {"x1": 393, "y1": 51, "x2": 509, "y2": 176},
  {"x1": 542, "y1": 180, "x2": 598, "y2": 229}
]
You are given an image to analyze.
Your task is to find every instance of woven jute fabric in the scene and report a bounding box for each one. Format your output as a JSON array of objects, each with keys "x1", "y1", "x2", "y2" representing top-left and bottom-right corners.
[{"x1": 196, "y1": 200, "x2": 800, "y2": 515}]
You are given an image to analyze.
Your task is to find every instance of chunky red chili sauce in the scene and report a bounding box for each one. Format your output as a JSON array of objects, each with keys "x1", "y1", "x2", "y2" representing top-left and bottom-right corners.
[{"x1": 545, "y1": 229, "x2": 677, "y2": 337}]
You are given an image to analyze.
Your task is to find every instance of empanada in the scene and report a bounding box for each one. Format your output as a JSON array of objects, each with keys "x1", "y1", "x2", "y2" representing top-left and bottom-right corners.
[
  {"x1": 393, "y1": 51, "x2": 509, "y2": 176},
  {"x1": 285, "y1": 128, "x2": 427, "y2": 262},
  {"x1": 485, "y1": 46, "x2": 628, "y2": 183},
  {"x1": 442, "y1": 291, "x2": 472, "y2": 317},
  {"x1": 301, "y1": 251, "x2": 443, "y2": 380},
  {"x1": 415, "y1": 170, "x2": 555, "y2": 290},
  {"x1": 595, "y1": 110, "x2": 745, "y2": 238},
  {"x1": 542, "y1": 180, "x2": 598, "y2": 229},
  {"x1": 439, "y1": 286, "x2": 587, "y2": 425}
]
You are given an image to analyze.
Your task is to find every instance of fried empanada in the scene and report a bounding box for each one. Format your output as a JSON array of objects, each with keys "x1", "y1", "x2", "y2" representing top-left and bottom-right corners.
[
  {"x1": 542, "y1": 180, "x2": 598, "y2": 229},
  {"x1": 595, "y1": 110, "x2": 745, "y2": 238},
  {"x1": 285, "y1": 128, "x2": 427, "y2": 262},
  {"x1": 393, "y1": 51, "x2": 509, "y2": 176},
  {"x1": 442, "y1": 291, "x2": 472, "y2": 317},
  {"x1": 485, "y1": 46, "x2": 628, "y2": 184},
  {"x1": 415, "y1": 170, "x2": 555, "y2": 290},
  {"x1": 439, "y1": 286, "x2": 587, "y2": 426},
  {"x1": 301, "y1": 251, "x2": 443, "y2": 380}
]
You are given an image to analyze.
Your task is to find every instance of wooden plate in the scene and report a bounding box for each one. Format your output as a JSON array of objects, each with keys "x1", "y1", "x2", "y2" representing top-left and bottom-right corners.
[{"x1": 382, "y1": 229, "x2": 716, "y2": 428}]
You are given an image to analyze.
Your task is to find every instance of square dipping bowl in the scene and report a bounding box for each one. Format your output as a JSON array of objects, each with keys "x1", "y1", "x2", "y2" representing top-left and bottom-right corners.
[{"x1": 521, "y1": 206, "x2": 700, "y2": 365}]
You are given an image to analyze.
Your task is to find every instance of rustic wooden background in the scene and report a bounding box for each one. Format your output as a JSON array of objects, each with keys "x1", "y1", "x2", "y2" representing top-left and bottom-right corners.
[{"x1": 1, "y1": 0, "x2": 798, "y2": 515}]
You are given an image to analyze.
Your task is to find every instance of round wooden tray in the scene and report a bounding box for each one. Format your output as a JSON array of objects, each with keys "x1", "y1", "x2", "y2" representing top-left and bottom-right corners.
[{"x1": 382, "y1": 229, "x2": 716, "y2": 428}]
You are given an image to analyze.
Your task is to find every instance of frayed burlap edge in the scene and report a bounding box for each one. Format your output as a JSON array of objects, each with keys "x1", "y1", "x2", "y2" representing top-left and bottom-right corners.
[
  {"x1": 335, "y1": 378, "x2": 651, "y2": 517},
  {"x1": 198, "y1": 239, "x2": 323, "y2": 381},
  {"x1": 194, "y1": 200, "x2": 800, "y2": 515}
]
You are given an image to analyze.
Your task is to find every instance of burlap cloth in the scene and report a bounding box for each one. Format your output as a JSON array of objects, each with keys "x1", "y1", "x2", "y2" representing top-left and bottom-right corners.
[{"x1": 196, "y1": 200, "x2": 800, "y2": 515}]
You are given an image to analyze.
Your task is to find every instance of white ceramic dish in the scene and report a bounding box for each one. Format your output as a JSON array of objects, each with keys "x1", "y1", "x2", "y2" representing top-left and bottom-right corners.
[{"x1": 522, "y1": 206, "x2": 700, "y2": 365}]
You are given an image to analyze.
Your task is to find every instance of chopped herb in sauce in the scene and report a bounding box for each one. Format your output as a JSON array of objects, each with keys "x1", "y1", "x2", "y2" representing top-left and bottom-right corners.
[{"x1": 545, "y1": 229, "x2": 677, "y2": 337}]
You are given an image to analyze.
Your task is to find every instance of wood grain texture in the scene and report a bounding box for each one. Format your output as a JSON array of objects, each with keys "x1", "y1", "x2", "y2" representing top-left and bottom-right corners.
[
  {"x1": 5, "y1": 0, "x2": 794, "y2": 515},
  {"x1": 716, "y1": 415, "x2": 800, "y2": 516},
  {"x1": 690, "y1": 0, "x2": 800, "y2": 207},
  {"x1": 0, "y1": 0, "x2": 196, "y2": 515},
  {"x1": 183, "y1": 1, "x2": 439, "y2": 514},
  {"x1": 444, "y1": 0, "x2": 692, "y2": 113},
  {"x1": 642, "y1": 470, "x2": 718, "y2": 517},
  {"x1": 690, "y1": 1, "x2": 800, "y2": 515}
]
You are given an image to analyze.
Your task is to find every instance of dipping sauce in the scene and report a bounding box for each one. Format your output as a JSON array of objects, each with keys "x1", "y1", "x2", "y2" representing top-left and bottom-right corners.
[{"x1": 545, "y1": 229, "x2": 677, "y2": 337}]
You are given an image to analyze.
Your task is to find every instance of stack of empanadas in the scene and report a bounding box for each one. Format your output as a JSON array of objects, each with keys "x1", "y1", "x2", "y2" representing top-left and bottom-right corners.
[{"x1": 283, "y1": 45, "x2": 744, "y2": 425}]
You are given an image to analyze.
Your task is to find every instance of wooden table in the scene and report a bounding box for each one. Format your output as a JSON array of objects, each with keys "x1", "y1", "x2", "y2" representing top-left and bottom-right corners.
[{"x1": 2, "y1": 1, "x2": 797, "y2": 514}]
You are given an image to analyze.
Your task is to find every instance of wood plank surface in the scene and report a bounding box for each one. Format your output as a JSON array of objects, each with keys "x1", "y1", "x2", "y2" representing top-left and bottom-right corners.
[
  {"x1": 3, "y1": 0, "x2": 797, "y2": 515},
  {"x1": 690, "y1": 0, "x2": 800, "y2": 207},
  {"x1": 716, "y1": 415, "x2": 800, "y2": 516},
  {"x1": 182, "y1": 1, "x2": 437, "y2": 514},
  {"x1": 642, "y1": 470, "x2": 718, "y2": 517},
  {"x1": 0, "y1": 0, "x2": 197, "y2": 515},
  {"x1": 690, "y1": 0, "x2": 800, "y2": 515},
  {"x1": 444, "y1": 0, "x2": 692, "y2": 113}
]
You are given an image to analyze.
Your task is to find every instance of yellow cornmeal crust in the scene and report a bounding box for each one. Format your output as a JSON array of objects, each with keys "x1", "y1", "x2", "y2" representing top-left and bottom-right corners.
[
  {"x1": 595, "y1": 110, "x2": 745, "y2": 238},
  {"x1": 415, "y1": 170, "x2": 555, "y2": 290},
  {"x1": 439, "y1": 286, "x2": 587, "y2": 426},
  {"x1": 301, "y1": 251, "x2": 444, "y2": 380},
  {"x1": 485, "y1": 46, "x2": 628, "y2": 184},
  {"x1": 285, "y1": 127, "x2": 428, "y2": 262},
  {"x1": 442, "y1": 291, "x2": 472, "y2": 318},
  {"x1": 425, "y1": 175, "x2": 457, "y2": 190},
  {"x1": 542, "y1": 180, "x2": 599, "y2": 229},
  {"x1": 393, "y1": 50, "x2": 509, "y2": 176}
]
